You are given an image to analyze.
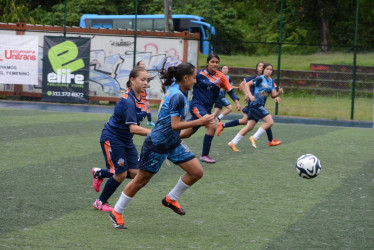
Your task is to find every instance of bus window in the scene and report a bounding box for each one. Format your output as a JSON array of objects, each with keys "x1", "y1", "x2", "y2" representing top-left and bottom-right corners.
[
  {"x1": 137, "y1": 19, "x2": 153, "y2": 30},
  {"x1": 113, "y1": 19, "x2": 133, "y2": 29},
  {"x1": 154, "y1": 19, "x2": 166, "y2": 30}
]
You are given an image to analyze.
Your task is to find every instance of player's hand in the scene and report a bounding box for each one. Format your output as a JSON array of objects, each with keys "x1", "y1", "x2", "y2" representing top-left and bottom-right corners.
[
  {"x1": 250, "y1": 96, "x2": 255, "y2": 102},
  {"x1": 236, "y1": 103, "x2": 242, "y2": 111},
  {"x1": 200, "y1": 114, "x2": 214, "y2": 126},
  {"x1": 274, "y1": 97, "x2": 281, "y2": 103},
  {"x1": 244, "y1": 94, "x2": 249, "y2": 103},
  {"x1": 278, "y1": 87, "x2": 284, "y2": 94}
]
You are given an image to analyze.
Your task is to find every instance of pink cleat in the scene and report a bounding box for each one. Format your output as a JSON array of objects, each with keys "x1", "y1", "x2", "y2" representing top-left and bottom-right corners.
[
  {"x1": 200, "y1": 155, "x2": 216, "y2": 164},
  {"x1": 92, "y1": 168, "x2": 103, "y2": 192},
  {"x1": 93, "y1": 199, "x2": 113, "y2": 212}
]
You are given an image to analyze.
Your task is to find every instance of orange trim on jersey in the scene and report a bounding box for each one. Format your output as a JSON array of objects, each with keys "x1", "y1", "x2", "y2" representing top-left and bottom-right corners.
[
  {"x1": 122, "y1": 93, "x2": 129, "y2": 99},
  {"x1": 200, "y1": 70, "x2": 233, "y2": 92},
  {"x1": 104, "y1": 141, "x2": 115, "y2": 174},
  {"x1": 192, "y1": 107, "x2": 202, "y2": 118}
]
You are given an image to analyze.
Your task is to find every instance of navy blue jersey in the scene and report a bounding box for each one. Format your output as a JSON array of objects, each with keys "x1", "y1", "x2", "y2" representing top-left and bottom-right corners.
[
  {"x1": 191, "y1": 69, "x2": 235, "y2": 109},
  {"x1": 250, "y1": 75, "x2": 275, "y2": 107},
  {"x1": 100, "y1": 88, "x2": 147, "y2": 145},
  {"x1": 144, "y1": 83, "x2": 189, "y2": 153}
]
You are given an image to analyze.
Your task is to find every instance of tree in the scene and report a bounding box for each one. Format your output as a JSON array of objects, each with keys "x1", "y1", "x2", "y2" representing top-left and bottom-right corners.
[{"x1": 164, "y1": 0, "x2": 173, "y2": 31}]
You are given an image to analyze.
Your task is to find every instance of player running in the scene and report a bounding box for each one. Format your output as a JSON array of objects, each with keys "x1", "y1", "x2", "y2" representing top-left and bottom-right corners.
[
  {"x1": 216, "y1": 62, "x2": 282, "y2": 151},
  {"x1": 227, "y1": 63, "x2": 283, "y2": 150},
  {"x1": 91, "y1": 66, "x2": 151, "y2": 212},
  {"x1": 179, "y1": 54, "x2": 241, "y2": 164},
  {"x1": 109, "y1": 62, "x2": 214, "y2": 230}
]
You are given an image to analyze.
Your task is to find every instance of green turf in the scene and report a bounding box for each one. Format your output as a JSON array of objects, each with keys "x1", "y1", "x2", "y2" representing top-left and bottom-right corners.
[{"x1": 0, "y1": 108, "x2": 373, "y2": 249}]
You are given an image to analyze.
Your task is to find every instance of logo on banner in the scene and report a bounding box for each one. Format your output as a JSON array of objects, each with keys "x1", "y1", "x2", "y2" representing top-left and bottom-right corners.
[{"x1": 47, "y1": 41, "x2": 85, "y2": 85}]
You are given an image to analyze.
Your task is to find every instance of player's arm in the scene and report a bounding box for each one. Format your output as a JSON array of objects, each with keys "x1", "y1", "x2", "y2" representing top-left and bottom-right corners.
[
  {"x1": 244, "y1": 80, "x2": 255, "y2": 103},
  {"x1": 171, "y1": 115, "x2": 213, "y2": 131},
  {"x1": 270, "y1": 86, "x2": 283, "y2": 98},
  {"x1": 221, "y1": 74, "x2": 241, "y2": 111},
  {"x1": 129, "y1": 124, "x2": 151, "y2": 136}
]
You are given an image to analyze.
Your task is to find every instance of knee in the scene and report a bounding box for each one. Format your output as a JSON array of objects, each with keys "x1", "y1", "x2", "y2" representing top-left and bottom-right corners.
[{"x1": 192, "y1": 169, "x2": 203, "y2": 181}]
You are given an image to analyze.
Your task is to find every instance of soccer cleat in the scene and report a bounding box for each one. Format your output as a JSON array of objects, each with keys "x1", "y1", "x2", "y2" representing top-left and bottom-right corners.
[
  {"x1": 217, "y1": 122, "x2": 224, "y2": 136},
  {"x1": 93, "y1": 199, "x2": 113, "y2": 212},
  {"x1": 109, "y1": 210, "x2": 127, "y2": 230},
  {"x1": 147, "y1": 121, "x2": 155, "y2": 127},
  {"x1": 268, "y1": 139, "x2": 282, "y2": 147},
  {"x1": 92, "y1": 168, "x2": 103, "y2": 192},
  {"x1": 200, "y1": 155, "x2": 216, "y2": 164},
  {"x1": 228, "y1": 141, "x2": 239, "y2": 152},
  {"x1": 162, "y1": 195, "x2": 185, "y2": 215},
  {"x1": 249, "y1": 136, "x2": 257, "y2": 149}
]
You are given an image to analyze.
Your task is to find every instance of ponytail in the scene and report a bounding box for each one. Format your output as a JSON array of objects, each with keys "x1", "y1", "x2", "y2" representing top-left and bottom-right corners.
[{"x1": 159, "y1": 61, "x2": 196, "y2": 93}]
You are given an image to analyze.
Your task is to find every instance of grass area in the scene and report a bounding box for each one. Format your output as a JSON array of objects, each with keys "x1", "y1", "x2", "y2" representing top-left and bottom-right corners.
[
  {"x1": 0, "y1": 108, "x2": 373, "y2": 249},
  {"x1": 221, "y1": 91, "x2": 373, "y2": 121},
  {"x1": 199, "y1": 52, "x2": 374, "y2": 70}
]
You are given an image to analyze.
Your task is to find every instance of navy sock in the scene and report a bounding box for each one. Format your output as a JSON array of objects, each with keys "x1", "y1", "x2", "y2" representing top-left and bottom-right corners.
[
  {"x1": 100, "y1": 169, "x2": 113, "y2": 178},
  {"x1": 202, "y1": 134, "x2": 214, "y2": 156},
  {"x1": 147, "y1": 113, "x2": 152, "y2": 122},
  {"x1": 223, "y1": 119, "x2": 239, "y2": 128},
  {"x1": 99, "y1": 176, "x2": 121, "y2": 203},
  {"x1": 266, "y1": 128, "x2": 273, "y2": 142}
]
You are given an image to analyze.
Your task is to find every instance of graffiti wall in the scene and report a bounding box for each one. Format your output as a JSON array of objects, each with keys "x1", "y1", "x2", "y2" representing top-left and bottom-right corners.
[{"x1": 0, "y1": 28, "x2": 199, "y2": 101}]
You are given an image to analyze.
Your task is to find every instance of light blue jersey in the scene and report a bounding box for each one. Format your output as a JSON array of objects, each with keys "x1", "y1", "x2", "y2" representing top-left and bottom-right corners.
[
  {"x1": 143, "y1": 82, "x2": 189, "y2": 153},
  {"x1": 250, "y1": 75, "x2": 275, "y2": 107}
]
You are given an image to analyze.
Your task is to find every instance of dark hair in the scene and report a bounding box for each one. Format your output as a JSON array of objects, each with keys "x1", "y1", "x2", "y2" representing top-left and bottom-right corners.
[
  {"x1": 206, "y1": 53, "x2": 220, "y2": 63},
  {"x1": 255, "y1": 61, "x2": 265, "y2": 75},
  {"x1": 136, "y1": 61, "x2": 143, "y2": 66},
  {"x1": 126, "y1": 66, "x2": 147, "y2": 88},
  {"x1": 262, "y1": 63, "x2": 273, "y2": 74},
  {"x1": 159, "y1": 62, "x2": 196, "y2": 91}
]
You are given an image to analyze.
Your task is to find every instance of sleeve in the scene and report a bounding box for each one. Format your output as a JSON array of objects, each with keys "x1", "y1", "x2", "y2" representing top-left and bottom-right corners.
[
  {"x1": 169, "y1": 94, "x2": 185, "y2": 118},
  {"x1": 220, "y1": 72, "x2": 233, "y2": 92},
  {"x1": 124, "y1": 99, "x2": 138, "y2": 125},
  {"x1": 252, "y1": 76, "x2": 263, "y2": 86}
]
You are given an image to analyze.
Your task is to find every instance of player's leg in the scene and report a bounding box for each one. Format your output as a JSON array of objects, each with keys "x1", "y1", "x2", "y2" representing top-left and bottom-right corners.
[
  {"x1": 228, "y1": 119, "x2": 257, "y2": 151},
  {"x1": 162, "y1": 141, "x2": 199, "y2": 215},
  {"x1": 266, "y1": 127, "x2": 282, "y2": 146},
  {"x1": 249, "y1": 113, "x2": 274, "y2": 148},
  {"x1": 110, "y1": 147, "x2": 164, "y2": 229},
  {"x1": 146, "y1": 101, "x2": 155, "y2": 127},
  {"x1": 217, "y1": 98, "x2": 232, "y2": 121}
]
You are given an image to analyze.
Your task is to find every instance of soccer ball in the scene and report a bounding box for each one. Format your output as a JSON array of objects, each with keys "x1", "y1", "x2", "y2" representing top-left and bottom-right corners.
[{"x1": 295, "y1": 154, "x2": 321, "y2": 179}]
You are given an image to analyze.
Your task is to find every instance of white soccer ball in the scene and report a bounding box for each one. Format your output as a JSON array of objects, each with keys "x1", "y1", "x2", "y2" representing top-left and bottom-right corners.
[{"x1": 295, "y1": 154, "x2": 321, "y2": 179}]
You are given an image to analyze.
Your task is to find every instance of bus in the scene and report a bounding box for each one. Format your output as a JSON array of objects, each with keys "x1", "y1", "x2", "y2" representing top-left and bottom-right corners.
[{"x1": 79, "y1": 14, "x2": 215, "y2": 55}]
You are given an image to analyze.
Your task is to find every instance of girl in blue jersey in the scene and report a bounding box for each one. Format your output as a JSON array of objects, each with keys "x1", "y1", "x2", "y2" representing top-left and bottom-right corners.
[
  {"x1": 227, "y1": 63, "x2": 283, "y2": 149},
  {"x1": 92, "y1": 66, "x2": 152, "y2": 212},
  {"x1": 109, "y1": 62, "x2": 214, "y2": 230},
  {"x1": 136, "y1": 60, "x2": 155, "y2": 127},
  {"x1": 180, "y1": 54, "x2": 242, "y2": 164},
  {"x1": 217, "y1": 62, "x2": 282, "y2": 151}
]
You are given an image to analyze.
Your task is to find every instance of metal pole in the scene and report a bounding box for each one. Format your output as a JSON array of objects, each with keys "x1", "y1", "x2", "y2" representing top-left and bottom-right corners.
[
  {"x1": 133, "y1": 0, "x2": 138, "y2": 68},
  {"x1": 209, "y1": 0, "x2": 213, "y2": 54},
  {"x1": 63, "y1": 0, "x2": 67, "y2": 37},
  {"x1": 351, "y1": 0, "x2": 359, "y2": 120},
  {"x1": 275, "y1": 0, "x2": 284, "y2": 115}
]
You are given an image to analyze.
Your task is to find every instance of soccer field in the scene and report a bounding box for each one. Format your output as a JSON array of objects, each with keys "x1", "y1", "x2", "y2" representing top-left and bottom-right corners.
[{"x1": 0, "y1": 108, "x2": 373, "y2": 249}]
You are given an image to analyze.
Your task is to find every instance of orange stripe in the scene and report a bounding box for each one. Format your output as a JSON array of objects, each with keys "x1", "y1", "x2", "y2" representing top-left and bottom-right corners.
[
  {"x1": 192, "y1": 107, "x2": 202, "y2": 119},
  {"x1": 104, "y1": 141, "x2": 115, "y2": 174}
]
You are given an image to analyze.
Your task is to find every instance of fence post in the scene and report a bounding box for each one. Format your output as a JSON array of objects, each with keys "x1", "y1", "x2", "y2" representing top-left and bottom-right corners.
[
  {"x1": 209, "y1": 0, "x2": 213, "y2": 55},
  {"x1": 351, "y1": 0, "x2": 360, "y2": 120},
  {"x1": 133, "y1": 0, "x2": 138, "y2": 68},
  {"x1": 63, "y1": 0, "x2": 67, "y2": 37},
  {"x1": 275, "y1": 0, "x2": 284, "y2": 115}
]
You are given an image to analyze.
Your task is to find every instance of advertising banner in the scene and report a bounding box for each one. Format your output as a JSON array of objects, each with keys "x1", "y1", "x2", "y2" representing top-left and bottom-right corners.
[
  {"x1": 42, "y1": 36, "x2": 90, "y2": 103},
  {"x1": 0, "y1": 35, "x2": 38, "y2": 85}
]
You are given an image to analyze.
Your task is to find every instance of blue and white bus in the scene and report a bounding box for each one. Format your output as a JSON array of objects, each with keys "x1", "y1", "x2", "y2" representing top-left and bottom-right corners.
[{"x1": 79, "y1": 14, "x2": 215, "y2": 55}]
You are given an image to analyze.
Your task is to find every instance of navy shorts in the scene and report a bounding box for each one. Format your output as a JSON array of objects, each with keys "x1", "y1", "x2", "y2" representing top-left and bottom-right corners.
[
  {"x1": 100, "y1": 140, "x2": 139, "y2": 175},
  {"x1": 246, "y1": 105, "x2": 269, "y2": 121},
  {"x1": 214, "y1": 97, "x2": 230, "y2": 109},
  {"x1": 189, "y1": 103, "x2": 211, "y2": 132},
  {"x1": 138, "y1": 141, "x2": 196, "y2": 174}
]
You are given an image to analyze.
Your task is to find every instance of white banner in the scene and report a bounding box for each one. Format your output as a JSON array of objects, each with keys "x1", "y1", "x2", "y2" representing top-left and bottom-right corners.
[{"x1": 0, "y1": 35, "x2": 39, "y2": 85}]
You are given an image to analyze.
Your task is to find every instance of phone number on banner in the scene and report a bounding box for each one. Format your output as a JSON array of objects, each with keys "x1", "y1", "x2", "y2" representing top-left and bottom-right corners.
[{"x1": 48, "y1": 91, "x2": 84, "y2": 97}]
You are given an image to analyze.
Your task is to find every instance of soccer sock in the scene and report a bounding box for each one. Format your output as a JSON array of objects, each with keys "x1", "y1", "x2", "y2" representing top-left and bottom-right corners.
[
  {"x1": 232, "y1": 133, "x2": 243, "y2": 145},
  {"x1": 147, "y1": 113, "x2": 152, "y2": 122},
  {"x1": 114, "y1": 192, "x2": 133, "y2": 214},
  {"x1": 168, "y1": 177, "x2": 190, "y2": 201},
  {"x1": 202, "y1": 134, "x2": 214, "y2": 156},
  {"x1": 100, "y1": 169, "x2": 113, "y2": 178},
  {"x1": 218, "y1": 114, "x2": 224, "y2": 120},
  {"x1": 266, "y1": 128, "x2": 273, "y2": 142},
  {"x1": 253, "y1": 127, "x2": 266, "y2": 140},
  {"x1": 223, "y1": 119, "x2": 239, "y2": 128},
  {"x1": 99, "y1": 176, "x2": 121, "y2": 203}
]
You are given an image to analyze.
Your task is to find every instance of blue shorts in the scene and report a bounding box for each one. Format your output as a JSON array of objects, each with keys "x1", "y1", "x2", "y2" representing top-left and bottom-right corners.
[
  {"x1": 189, "y1": 103, "x2": 211, "y2": 132},
  {"x1": 214, "y1": 97, "x2": 230, "y2": 109},
  {"x1": 246, "y1": 106, "x2": 269, "y2": 121},
  {"x1": 100, "y1": 140, "x2": 139, "y2": 175},
  {"x1": 138, "y1": 141, "x2": 196, "y2": 174}
]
